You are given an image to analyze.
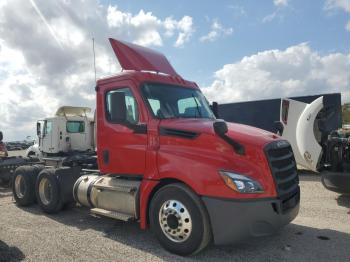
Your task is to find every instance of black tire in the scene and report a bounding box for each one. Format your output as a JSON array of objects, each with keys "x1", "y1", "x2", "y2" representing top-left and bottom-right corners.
[
  {"x1": 32, "y1": 164, "x2": 45, "y2": 174},
  {"x1": 35, "y1": 169, "x2": 63, "y2": 214},
  {"x1": 12, "y1": 166, "x2": 38, "y2": 206},
  {"x1": 149, "y1": 183, "x2": 211, "y2": 256}
]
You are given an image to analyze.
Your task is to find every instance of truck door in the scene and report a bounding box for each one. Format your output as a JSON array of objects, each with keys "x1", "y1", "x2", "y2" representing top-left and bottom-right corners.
[
  {"x1": 98, "y1": 83, "x2": 147, "y2": 175},
  {"x1": 41, "y1": 120, "x2": 53, "y2": 153}
]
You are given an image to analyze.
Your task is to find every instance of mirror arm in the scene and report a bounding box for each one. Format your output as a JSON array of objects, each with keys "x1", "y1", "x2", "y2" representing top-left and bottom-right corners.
[{"x1": 212, "y1": 102, "x2": 219, "y2": 118}]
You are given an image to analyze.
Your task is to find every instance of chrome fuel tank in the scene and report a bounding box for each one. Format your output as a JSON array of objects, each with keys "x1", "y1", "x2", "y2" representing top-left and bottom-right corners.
[{"x1": 73, "y1": 175, "x2": 140, "y2": 218}]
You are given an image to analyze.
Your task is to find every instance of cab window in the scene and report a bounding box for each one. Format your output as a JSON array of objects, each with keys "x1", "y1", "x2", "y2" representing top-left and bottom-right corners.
[{"x1": 67, "y1": 121, "x2": 85, "y2": 133}]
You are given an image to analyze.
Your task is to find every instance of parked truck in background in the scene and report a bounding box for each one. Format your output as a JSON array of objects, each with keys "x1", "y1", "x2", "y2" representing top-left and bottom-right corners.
[
  {"x1": 0, "y1": 106, "x2": 96, "y2": 185},
  {"x1": 277, "y1": 97, "x2": 350, "y2": 194},
  {"x1": 12, "y1": 38, "x2": 300, "y2": 255},
  {"x1": 26, "y1": 106, "x2": 95, "y2": 159}
]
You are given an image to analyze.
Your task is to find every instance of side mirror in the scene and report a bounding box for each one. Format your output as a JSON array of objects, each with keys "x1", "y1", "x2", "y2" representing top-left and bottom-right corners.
[
  {"x1": 110, "y1": 92, "x2": 127, "y2": 123},
  {"x1": 213, "y1": 120, "x2": 228, "y2": 135},
  {"x1": 37, "y1": 122, "x2": 41, "y2": 136},
  {"x1": 211, "y1": 102, "x2": 219, "y2": 118}
]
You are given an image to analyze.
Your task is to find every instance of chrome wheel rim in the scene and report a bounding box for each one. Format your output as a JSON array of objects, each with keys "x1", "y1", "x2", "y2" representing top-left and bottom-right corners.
[
  {"x1": 14, "y1": 175, "x2": 26, "y2": 198},
  {"x1": 159, "y1": 200, "x2": 192, "y2": 243},
  {"x1": 39, "y1": 178, "x2": 52, "y2": 205}
]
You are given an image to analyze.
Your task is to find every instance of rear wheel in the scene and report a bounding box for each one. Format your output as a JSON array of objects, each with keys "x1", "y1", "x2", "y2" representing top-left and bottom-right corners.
[
  {"x1": 150, "y1": 183, "x2": 211, "y2": 256},
  {"x1": 36, "y1": 169, "x2": 63, "y2": 213},
  {"x1": 12, "y1": 166, "x2": 39, "y2": 206}
]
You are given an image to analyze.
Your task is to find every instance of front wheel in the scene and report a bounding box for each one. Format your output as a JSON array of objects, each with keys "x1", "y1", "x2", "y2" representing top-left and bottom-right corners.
[{"x1": 149, "y1": 183, "x2": 211, "y2": 256}]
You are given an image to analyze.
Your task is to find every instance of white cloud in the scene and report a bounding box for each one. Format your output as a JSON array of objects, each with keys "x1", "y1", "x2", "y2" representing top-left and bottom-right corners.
[
  {"x1": 163, "y1": 16, "x2": 194, "y2": 47},
  {"x1": 0, "y1": 0, "x2": 194, "y2": 140},
  {"x1": 0, "y1": 41, "x2": 60, "y2": 139},
  {"x1": 274, "y1": 0, "x2": 288, "y2": 7},
  {"x1": 263, "y1": 0, "x2": 288, "y2": 23},
  {"x1": 262, "y1": 12, "x2": 278, "y2": 23},
  {"x1": 200, "y1": 19, "x2": 233, "y2": 42},
  {"x1": 106, "y1": 5, "x2": 194, "y2": 48},
  {"x1": 325, "y1": 0, "x2": 350, "y2": 31},
  {"x1": 325, "y1": 0, "x2": 350, "y2": 12},
  {"x1": 346, "y1": 20, "x2": 350, "y2": 30},
  {"x1": 174, "y1": 16, "x2": 194, "y2": 47},
  {"x1": 203, "y1": 43, "x2": 350, "y2": 104},
  {"x1": 106, "y1": 6, "x2": 163, "y2": 46}
]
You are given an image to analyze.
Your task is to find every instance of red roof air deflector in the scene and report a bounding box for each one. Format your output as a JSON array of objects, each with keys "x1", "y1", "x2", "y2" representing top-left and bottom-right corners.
[{"x1": 109, "y1": 38, "x2": 179, "y2": 77}]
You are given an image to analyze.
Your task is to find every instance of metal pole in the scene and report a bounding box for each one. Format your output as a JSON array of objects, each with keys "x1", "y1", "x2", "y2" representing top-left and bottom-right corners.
[{"x1": 92, "y1": 38, "x2": 97, "y2": 83}]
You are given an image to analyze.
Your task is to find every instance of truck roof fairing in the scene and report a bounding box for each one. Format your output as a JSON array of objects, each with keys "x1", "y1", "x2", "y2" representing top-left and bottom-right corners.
[
  {"x1": 109, "y1": 38, "x2": 180, "y2": 77},
  {"x1": 55, "y1": 106, "x2": 91, "y2": 117}
]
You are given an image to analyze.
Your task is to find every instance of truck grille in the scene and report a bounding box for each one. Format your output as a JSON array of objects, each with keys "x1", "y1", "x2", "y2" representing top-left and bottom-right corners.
[{"x1": 264, "y1": 140, "x2": 299, "y2": 201}]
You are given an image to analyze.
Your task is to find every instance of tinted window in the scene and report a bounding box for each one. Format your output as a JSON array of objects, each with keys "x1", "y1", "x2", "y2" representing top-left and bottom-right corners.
[
  {"x1": 67, "y1": 121, "x2": 85, "y2": 133},
  {"x1": 106, "y1": 88, "x2": 139, "y2": 124}
]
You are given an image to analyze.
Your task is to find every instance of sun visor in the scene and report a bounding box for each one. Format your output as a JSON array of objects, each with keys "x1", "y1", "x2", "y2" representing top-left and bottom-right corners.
[{"x1": 109, "y1": 38, "x2": 179, "y2": 77}]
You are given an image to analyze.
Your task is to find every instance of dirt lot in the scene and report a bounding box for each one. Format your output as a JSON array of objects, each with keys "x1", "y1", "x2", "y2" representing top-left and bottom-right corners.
[{"x1": 0, "y1": 172, "x2": 349, "y2": 262}]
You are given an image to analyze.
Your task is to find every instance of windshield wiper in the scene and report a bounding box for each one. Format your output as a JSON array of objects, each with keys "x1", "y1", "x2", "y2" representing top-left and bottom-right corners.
[{"x1": 192, "y1": 94, "x2": 202, "y2": 118}]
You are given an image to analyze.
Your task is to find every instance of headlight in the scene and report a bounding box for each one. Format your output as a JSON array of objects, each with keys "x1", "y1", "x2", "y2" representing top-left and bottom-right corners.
[{"x1": 219, "y1": 170, "x2": 264, "y2": 193}]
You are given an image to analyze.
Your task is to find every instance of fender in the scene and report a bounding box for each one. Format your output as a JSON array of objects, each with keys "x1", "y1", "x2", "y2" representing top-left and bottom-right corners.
[{"x1": 280, "y1": 97, "x2": 323, "y2": 171}]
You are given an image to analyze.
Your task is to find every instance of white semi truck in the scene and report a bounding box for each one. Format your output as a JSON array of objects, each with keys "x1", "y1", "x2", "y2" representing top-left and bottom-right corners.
[
  {"x1": 277, "y1": 96, "x2": 350, "y2": 194},
  {"x1": 26, "y1": 106, "x2": 95, "y2": 159},
  {"x1": 2, "y1": 106, "x2": 97, "y2": 185}
]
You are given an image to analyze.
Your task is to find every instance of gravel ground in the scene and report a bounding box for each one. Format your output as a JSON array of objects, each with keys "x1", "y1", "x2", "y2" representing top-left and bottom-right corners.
[{"x1": 0, "y1": 172, "x2": 349, "y2": 262}]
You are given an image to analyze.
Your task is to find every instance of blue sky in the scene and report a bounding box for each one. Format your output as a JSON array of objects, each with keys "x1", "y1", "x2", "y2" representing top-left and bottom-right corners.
[
  {"x1": 105, "y1": 0, "x2": 350, "y2": 86},
  {"x1": 0, "y1": 0, "x2": 350, "y2": 140}
]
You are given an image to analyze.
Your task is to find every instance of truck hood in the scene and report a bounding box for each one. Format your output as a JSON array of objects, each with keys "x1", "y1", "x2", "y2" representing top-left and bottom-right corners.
[{"x1": 159, "y1": 119, "x2": 279, "y2": 148}]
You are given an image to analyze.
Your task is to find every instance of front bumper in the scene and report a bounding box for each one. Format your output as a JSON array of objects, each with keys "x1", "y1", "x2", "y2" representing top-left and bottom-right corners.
[
  {"x1": 202, "y1": 187, "x2": 300, "y2": 245},
  {"x1": 321, "y1": 171, "x2": 350, "y2": 195}
]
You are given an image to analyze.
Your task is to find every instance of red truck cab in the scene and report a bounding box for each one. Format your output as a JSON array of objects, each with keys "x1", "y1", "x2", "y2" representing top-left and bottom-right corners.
[
  {"x1": 95, "y1": 39, "x2": 300, "y2": 254},
  {"x1": 12, "y1": 39, "x2": 299, "y2": 256}
]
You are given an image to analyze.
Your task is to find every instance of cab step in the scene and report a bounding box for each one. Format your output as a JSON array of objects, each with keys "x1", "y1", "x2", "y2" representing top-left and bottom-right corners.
[{"x1": 90, "y1": 208, "x2": 133, "y2": 221}]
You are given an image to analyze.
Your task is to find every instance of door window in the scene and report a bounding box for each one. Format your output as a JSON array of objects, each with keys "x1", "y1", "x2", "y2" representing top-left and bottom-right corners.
[
  {"x1": 106, "y1": 88, "x2": 139, "y2": 124},
  {"x1": 44, "y1": 120, "x2": 52, "y2": 135}
]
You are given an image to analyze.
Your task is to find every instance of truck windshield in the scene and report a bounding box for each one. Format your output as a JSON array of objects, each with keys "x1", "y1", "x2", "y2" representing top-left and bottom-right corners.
[{"x1": 141, "y1": 83, "x2": 215, "y2": 119}]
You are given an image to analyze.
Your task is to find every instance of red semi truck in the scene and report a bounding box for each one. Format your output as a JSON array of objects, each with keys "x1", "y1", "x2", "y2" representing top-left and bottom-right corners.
[{"x1": 12, "y1": 39, "x2": 300, "y2": 255}]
